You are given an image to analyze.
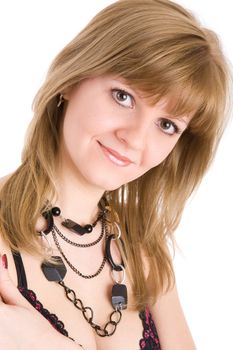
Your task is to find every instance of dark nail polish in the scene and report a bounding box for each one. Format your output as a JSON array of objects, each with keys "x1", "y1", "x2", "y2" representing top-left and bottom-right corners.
[{"x1": 2, "y1": 254, "x2": 8, "y2": 269}]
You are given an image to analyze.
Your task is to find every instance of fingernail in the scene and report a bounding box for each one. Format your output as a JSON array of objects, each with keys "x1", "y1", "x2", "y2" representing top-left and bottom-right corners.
[{"x1": 2, "y1": 254, "x2": 8, "y2": 269}]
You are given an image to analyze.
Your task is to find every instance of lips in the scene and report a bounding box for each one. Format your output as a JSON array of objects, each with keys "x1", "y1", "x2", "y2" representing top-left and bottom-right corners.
[{"x1": 98, "y1": 142, "x2": 133, "y2": 166}]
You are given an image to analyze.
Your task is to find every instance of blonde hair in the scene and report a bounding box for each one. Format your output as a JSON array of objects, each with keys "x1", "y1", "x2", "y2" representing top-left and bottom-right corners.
[{"x1": 0, "y1": 0, "x2": 231, "y2": 309}]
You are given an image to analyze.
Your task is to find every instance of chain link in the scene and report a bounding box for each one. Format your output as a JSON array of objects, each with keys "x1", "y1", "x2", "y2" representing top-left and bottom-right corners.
[
  {"x1": 53, "y1": 215, "x2": 105, "y2": 248},
  {"x1": 52, "y1": 229, "x2": 107, "y2": 279},
  {"x1": 59, "y1": 280, "x2": 122, "y2": 337}
]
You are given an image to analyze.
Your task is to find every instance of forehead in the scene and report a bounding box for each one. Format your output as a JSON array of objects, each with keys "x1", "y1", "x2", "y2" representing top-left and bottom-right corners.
[{"x1": 72, "y1": 74, "x2": 194, "y2": 125}]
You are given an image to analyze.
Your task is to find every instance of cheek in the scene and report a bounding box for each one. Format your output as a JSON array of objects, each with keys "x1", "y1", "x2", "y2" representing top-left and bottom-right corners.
[
  {"x1": 145, "y1": 138, "x2": 179, "y2": 168},
  {"x1": 64, "y1": 98, "x2": 115, "y2": 136}
]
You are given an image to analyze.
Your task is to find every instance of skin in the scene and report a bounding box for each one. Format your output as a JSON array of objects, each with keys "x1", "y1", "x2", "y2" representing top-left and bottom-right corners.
[
  {"x1": 0, "y1": 75, "x2": 196, "y2": 349},
  {"x1": 57, "y1": 75, "x2": 189, "y2": 223},
  {"x1": 61, "y1": 75, "x2": 188, "y2": 191}
]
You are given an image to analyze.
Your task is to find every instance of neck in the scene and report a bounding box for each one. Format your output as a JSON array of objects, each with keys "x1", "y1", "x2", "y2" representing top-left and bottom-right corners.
[{"x1": 54, "y1": 168, "x2": 106, "y2": 226}]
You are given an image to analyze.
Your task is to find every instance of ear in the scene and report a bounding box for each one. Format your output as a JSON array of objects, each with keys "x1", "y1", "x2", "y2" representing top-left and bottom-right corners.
[
  {"x1": 62, "y1": 80, "x2": 84, "y2": 101},
  {"x1": 62, "y1": 87, "x2": 73, "y2": 101}
]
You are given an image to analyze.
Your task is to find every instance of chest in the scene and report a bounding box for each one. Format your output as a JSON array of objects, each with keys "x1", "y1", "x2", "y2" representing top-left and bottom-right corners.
[{"x1": 12, "y1": 252, "x2": 154, "y2": 350}]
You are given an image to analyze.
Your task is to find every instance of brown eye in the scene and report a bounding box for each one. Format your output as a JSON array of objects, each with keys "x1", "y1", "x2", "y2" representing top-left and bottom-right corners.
[
  {"x1": 157, "y1": 119, "x2": 180, "y2": 135},
  {"x1": 116, "y1": 91, "x2": 128, "y2": 101},
  {"x1": 112, "y1": 89, "x2": 134, "y2": 108}
]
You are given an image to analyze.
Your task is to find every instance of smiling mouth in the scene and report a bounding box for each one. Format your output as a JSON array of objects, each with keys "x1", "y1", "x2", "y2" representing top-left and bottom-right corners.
[{"x1": 98, "y1": 142, "x2": 133, "y2": 167}]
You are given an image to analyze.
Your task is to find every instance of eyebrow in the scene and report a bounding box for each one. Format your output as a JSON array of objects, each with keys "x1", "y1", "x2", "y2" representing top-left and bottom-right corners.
[
  {"x1": 160, "y1": 113, "x2": 190, "y2": 127},
  {"x1": 175, "y1": 117, "x2": 189, "y2": 126},
  {"x1": 111, "y1": 78, "x2": 190, "y2": 126}
]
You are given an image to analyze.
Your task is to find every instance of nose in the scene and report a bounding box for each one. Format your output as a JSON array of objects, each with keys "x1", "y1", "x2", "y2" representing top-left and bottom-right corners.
[{"x1": 115, "y1": 116, "x2": 151, "y2": 151}]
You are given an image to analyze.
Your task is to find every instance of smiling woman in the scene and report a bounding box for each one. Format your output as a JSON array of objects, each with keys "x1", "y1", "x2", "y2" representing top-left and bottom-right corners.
[
  {"x1": 0, "y1": 1, "x2": 231, "y2": 350},
  {"x1": 60, "y1": 76, "x2": 189, "y2": 191}
]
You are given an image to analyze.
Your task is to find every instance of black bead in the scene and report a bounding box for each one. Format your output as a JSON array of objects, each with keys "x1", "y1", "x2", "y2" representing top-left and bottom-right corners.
[
  {"x1": 84, "y1": 224, "x2": 93, "y2": 233},
  {"x1": 52, "y1": 207, "x2": 61, "y2": 216},
  {"x1": 112, "y1": 284, "x2": 128, "y2": 310},
  {"x1": 41, "y1": 256, "x2": 67, "y2": 281}
]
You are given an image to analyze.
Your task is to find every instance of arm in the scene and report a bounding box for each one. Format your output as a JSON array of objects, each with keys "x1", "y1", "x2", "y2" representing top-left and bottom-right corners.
[{"x1": 151, "y1": 283, "x2": 196, "y2": 350}]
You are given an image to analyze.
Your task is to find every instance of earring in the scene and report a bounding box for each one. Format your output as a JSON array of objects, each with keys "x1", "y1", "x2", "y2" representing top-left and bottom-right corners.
[
  {"x1": 39, "y1": 231, "x2": 53, "y2": 255},
  {"x1": 57, "y1": 94, "x2": 64, "y2": 107}
]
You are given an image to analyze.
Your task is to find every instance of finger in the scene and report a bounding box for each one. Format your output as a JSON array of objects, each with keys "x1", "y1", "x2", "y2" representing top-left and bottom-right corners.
[{"x1": 0, "y1": 253, "x2": 34, "y2": 310}]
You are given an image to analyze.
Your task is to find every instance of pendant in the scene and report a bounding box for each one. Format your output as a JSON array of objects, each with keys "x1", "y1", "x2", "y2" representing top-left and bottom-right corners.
[
  {"x1": 111, "y1": 283, "x2": 128, "y2": 310},
  {"x1": 61, "y1": 219, "x2": 93, "y2": 235},
  {"x1": 41, "y1": 256, "x2": 67, "y2": 281}
]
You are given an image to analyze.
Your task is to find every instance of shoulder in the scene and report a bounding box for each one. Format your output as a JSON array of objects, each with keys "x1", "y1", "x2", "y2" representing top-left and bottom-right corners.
[
  {"x1": 0, "y1": 174, "x2": 11, "y2": 188},
  {"x1": 0, "y1": 174, "x2": 10, "y2": 242},
  {"x1": 0, "y1": 174, "x2": 18, "y2": 285},
  {"x1": 0, "y1": 174, "x2": 11, "y2": 199},
  {"x1": 0, "y1": 226, "x2": 18, "y2": 286},
  {"x1": 150, "y1": 283, "x2": 196, "y2": 350},
  {"x1": 0, "y1": 175, "x2": 9, "y2": 244},
  {"x1": 141, "y1": 244, "x2": 197, "y2": 350}
]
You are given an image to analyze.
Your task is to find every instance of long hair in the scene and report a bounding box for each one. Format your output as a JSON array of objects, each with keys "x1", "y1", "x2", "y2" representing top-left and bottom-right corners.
[{"x1": 0, "y1": 0, "x2": 231, "y2": 309}]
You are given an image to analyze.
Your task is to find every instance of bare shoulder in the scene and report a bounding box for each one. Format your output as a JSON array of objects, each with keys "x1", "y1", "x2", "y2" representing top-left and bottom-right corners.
[
  {"x1": 0, "y1": 223, "x2": 15, "y2": 282},
  {"x1": 140, "y1": 245, "x2": 196, "y2": 350},
  {"x1": 0, "y1": 174, "x2": 11, "y2": 260},
  {"x1": 151, "y1": 284, "x2": 196, "y2": 350},
  {"x1": 0, "y1": 175, "x2": 8, "y2": 249},
  {"x1": 0, "y1": 174, "x2": 18, "y2": 284},
  {"x1": 0, "y1": 174, "x2": 11, "y2": 196}
]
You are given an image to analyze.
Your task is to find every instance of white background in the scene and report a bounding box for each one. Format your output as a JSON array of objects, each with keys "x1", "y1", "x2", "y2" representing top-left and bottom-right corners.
[{"x1": 0, "y1": 1, "x2": 232, "y2": 349}]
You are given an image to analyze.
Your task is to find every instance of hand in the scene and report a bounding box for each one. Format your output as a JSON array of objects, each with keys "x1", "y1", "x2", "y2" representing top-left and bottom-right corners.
[{"x1": 0, "y1": 253, "x2": 82, "y2": 349}]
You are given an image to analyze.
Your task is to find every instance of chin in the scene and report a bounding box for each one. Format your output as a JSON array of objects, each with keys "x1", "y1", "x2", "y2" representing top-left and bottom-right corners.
[
  {"x1": 101, "y1": 177, "x2": 140, "y2": 192},
  {"x1": 103, "y1": 184, "x2": 123, "y2": 191},
  {"x1": 85, "y1": 171, "x2": 140, "y2": 192},
  {"x1": 93, "y1": 178, "x2": 129, "y2": 192},
  {"x1": 98, "y1": 181, "x2": 124, "y2": 192}
]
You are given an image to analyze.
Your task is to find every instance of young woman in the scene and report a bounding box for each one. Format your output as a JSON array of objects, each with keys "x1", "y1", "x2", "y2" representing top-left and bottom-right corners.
[{"x1": 0, "y1": 0, "x2": 231, "y2": 349}]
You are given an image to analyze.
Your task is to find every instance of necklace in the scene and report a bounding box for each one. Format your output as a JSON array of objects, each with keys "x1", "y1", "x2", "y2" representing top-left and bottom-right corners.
[
  {"x1": 53, "y1": 222, "x2": 104, "y2": 248},
  {"x1": 41, "y1": 251, "x2": 127, "y2": 337},
  {"x1": 41, "y1": 207, "x2": 128, "y2": 337},
  {"x1": 52, "y1": 226, "x2": 107, "y2": 279},
  {"x1": 58, "y1": 279, "x2": 122, "y2": 337},
  {"x1": 50, "y1": 206, "x2": 105, "y2": 235}
]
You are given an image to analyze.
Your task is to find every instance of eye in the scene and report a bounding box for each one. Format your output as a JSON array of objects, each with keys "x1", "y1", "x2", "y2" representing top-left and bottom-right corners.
[
  {"x1": 111, "y1": 89, "x2": 134, "y2": 108},
  {"x1": 156, "y1": 118, "x2": 182, "y2": 136}
]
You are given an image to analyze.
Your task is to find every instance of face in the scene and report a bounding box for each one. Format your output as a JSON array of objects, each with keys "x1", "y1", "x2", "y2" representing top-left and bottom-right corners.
[{"x1": 60, "y1": 75, "x2": 189, "y2": 191}]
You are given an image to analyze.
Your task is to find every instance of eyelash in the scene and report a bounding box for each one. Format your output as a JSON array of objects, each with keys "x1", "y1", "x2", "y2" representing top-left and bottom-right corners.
[
  {"x1": 111, "y1": 88, "x2": 134, "y2": 108},
  {"x1": 155, "y1": 119, "x2": 182, "y2": 136},
  {"x1": 111, "y1": 88, "x2": 182, "y2": 136}
]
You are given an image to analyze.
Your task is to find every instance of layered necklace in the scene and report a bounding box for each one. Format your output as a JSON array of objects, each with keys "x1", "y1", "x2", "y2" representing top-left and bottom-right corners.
[{"x1": 40, "y1": 204, "x2": 127, "y2": 337}]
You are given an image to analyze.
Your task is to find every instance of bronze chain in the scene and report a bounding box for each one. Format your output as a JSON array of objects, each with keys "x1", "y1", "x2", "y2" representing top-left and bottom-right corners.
[
  {"x1": 53, "y1": 219, "x2": 105, "y2": 248},
  {"x1": 59, "y1": 280, "x2": 122, "y2": 337},
  {"x1": 52, "y1": 228, "x2": 107, "y2": 279}
]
